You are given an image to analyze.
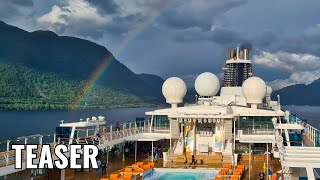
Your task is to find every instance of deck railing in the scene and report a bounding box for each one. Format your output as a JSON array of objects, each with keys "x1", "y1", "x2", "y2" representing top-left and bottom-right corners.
[{"x1": 0, "y1": 121, "x2": 169, "y2": 169}]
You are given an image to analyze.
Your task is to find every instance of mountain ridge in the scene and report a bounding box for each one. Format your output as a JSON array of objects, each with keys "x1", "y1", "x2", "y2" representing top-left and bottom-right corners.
[
  {"x1": 0, "y1": 20, "x2": 163, "y2": 109},
  {"x1": 272, "y1": 78, "x2": 320, "y2": 105}
]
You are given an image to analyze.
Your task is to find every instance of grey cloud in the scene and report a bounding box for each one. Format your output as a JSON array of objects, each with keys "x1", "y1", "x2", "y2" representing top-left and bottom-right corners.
[
  {"x1": 304, "y1": 24, "x2": 320, "y2": 43},
  {"x1": 211, "y1": 27, "x2": 243, "y2": 46},
  {"x1": 0, "y1": 0, "x2": 34, "y2": 19},
  {"x1": 84, "y1": 0, "x2": 119, "y2": 14},
  {"x1": 6, "y1": 0, "x2": 33, "y2": 7},
  {"x1": 160, "y1": 0, "x2": 247, "y2": 30}
]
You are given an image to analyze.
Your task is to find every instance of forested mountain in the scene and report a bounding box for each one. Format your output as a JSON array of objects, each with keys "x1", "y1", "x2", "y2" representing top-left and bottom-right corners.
[
  {"x1": 272, "y1": 79, "x2": 320, "y2": 105},
  {"x1": 0, "y1": 21, "x2": 162, "y2": 110}
]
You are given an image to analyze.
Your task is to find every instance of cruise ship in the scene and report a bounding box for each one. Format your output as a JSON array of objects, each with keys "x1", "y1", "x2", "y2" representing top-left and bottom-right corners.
[{"x1": 0, "y1": 47, "x2": 319, "y2": 180}]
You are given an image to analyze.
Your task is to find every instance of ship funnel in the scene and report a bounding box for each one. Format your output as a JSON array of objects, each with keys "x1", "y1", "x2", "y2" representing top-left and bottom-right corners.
[
  {"x1": 244, "y1": 49, "x2": 249, "y2": 60},
  {"x1": 230, "y1": 49, "x2": 236, "y2": 59},
  {"x1": 239, "y1": 50, "x2": 244, "y2": 59}
]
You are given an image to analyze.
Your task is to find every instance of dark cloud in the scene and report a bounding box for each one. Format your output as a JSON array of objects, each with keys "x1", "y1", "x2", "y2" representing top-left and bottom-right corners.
[
  {"x1": 84, "y1": 0, "x2": 119, "y2": 14},
  {"x1": 210, "y1": 27, "x2": 243, "y2": 46},
  {"x1": 160, "y1": 0, "x2": 247, "y2": 30},
  {"x1": 240, "y1": 42, "x2": 252, "y2": 50},
  {"x1": 8, "y1": 0, "x2": 33, "y2": 7}
]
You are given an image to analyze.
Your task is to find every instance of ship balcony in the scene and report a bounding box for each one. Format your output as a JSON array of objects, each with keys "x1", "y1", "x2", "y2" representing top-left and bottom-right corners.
[{"x1": 236, "y1": 128, "x2": 275, "y2": 143}]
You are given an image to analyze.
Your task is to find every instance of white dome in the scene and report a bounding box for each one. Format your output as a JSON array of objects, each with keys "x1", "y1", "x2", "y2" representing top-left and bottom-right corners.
[
  {"x1": 195, "y1": 72, "x2": 220, "y2": 96},
  {"x1": 162, "y1": 77, "x2": 187, "y2": 104},
  {"x1": 242, "y1": 77, "x2": 267, "y2": 104},
  {"x1": 265, "y1": 86, "x2": 272, "y2": 97}
]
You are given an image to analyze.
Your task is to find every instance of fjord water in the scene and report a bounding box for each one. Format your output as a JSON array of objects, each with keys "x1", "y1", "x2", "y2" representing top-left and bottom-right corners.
[
  {"x1": 0, "y1": 106, "x2": 319, "y2": 141},
  {"x1": 0, "y1": 107, "x2": 157, "y2": 141}
]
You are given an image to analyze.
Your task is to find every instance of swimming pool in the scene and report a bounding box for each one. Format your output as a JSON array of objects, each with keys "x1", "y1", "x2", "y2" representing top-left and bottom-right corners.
[{"x1": 143, "y1": 168, "x2": 219, "y2": 180}]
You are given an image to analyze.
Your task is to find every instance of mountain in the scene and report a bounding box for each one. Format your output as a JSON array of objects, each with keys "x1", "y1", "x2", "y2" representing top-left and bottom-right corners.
[
  {"x1": 137, "y1": 73, "x2": 164, "y2": 94},
  {"x1": 0, "y1": 21, "x2": 162, "y2": 110},
  {"x1": 272, "y1": 79, "x2": 320, "y2": 105}
]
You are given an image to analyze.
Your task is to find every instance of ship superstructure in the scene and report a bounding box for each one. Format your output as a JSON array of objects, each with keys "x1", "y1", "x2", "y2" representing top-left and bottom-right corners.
[{"x1": 222, "y1": 47, "x2": 253, "y2": 87}]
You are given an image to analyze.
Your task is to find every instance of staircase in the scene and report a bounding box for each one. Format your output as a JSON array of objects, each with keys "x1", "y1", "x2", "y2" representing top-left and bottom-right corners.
[
  {"x1": 174, "y1": 140, "x2": 184, "y2": 155},
  {"x1": 170, "y1": 119, "x2": 179, "y2": 139},
  {"x1": 222, "y1": 141, "x2": 233, "y2": 164}
]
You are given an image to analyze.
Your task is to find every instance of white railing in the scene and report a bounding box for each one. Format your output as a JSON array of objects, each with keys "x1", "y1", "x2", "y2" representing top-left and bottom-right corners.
[{"x1": 0, "y1": 122, "x2": 169, "y2": 169}]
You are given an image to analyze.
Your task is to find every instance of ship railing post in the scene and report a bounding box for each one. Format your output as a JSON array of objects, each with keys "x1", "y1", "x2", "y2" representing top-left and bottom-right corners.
[
  {"x1": 308, "y1": 124, "x2": 311, "y2": 140},
  {"x1": 110, "y1": 125, "x2": 113, "y2": 140},
  {"x1": 311, "y1": 127, "x2": 314, "y2": 144},
  {"x1": 86, "y1": 129, "x2": 89, "y2": 137},
  {"x1": 53, "y1": 133, "x2": 56, "y2": 146},
  {"x1": 135, "y1": 122, "x2": 137, "y2": 135},
  {"x1": 6, "y1": 140, "x2": 10, "y2": 166},
  {"x1": 58, "y1": 137, "x2": 61, "y2": 144},
  {"x1": 39, "y1": 135, "x2": 43, "y2": 145}
]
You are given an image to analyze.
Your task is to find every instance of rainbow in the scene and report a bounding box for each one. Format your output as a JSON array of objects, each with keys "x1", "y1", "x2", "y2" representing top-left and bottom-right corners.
[{"x1": 70, "y1": 1, "x2": 177, "y2": 109}]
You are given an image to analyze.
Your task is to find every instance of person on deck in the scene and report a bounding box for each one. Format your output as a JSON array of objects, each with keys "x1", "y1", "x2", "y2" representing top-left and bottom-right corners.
[
  {"x1": 272, "y1": 172, "x2": 277, "y2": 180},
  {"x1": 116, "y1": 122, "x2": 120, "y2": 131},
  {"x1": 190, "y1": 155, "x2": 195, "y2": 166},
  {"x1": 259, "y1": 171, "x2": 265, "y2": 180},
  {"x1": 268, "y1": 167, "x2": 273, "y2": 180},
  {"x1": 101, "y1": 162, "x2": 107, "y2": 175},
  {"x1": 184, "y1": 155, "x2": 188, "y2": 165},
  {"x1": 154, "y1": 153, "x2": 158, "y2": 164},
  {"x1": 96, "y1": 159, "x2": 102, "y2": 175}
]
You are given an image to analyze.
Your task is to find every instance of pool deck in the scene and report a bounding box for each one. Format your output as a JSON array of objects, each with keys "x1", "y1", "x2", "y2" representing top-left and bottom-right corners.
[{"x1": 76, "y1": 152, "x2": 282, "y2": 180}]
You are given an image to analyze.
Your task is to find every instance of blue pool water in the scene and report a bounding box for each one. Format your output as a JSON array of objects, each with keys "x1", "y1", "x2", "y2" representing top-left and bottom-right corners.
[{"x1": 143, "y1": 168, "x2": 218, "y2": 180}]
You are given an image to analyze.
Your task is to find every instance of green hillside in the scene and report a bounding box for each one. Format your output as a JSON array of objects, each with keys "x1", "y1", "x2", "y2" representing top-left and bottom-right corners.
[
  {"x1": 0, "y1": 60, "x2": 151, "y2": 110},
  {"x1": 0, "y1": 21, "x2": 163, "y2": 110}
]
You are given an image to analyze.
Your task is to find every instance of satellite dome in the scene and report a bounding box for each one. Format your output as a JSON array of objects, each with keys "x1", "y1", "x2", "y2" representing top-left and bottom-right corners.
[
  {"x1": 265, "y1": 86, "x2": 272, "y2": 97},
  {"x1": 162, "y1": 77, "x2": 187, "y2": 105},
  {"x1": 195, "y1": 72, "x2": 220, "y2": 96},
  {"x1": 242, "y1": 77, "x2": 267, "y2": 105}
]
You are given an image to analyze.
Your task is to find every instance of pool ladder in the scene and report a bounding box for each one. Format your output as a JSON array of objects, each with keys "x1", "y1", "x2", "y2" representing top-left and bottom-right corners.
[{"x1": 151, "y1": 170, "x2": 160, "y2": 180}]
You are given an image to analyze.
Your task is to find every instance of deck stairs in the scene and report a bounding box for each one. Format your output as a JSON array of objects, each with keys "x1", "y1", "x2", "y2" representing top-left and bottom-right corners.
[
  {"x1": 173, "y1": 140, "x2": 184, "y2": 155},
  {"x1": 222, "y1": 141, "x2": 233, "y2": 164}
]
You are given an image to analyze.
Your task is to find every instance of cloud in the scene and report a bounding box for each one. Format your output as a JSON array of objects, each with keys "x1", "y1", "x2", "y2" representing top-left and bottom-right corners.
[
  {"x1": 84, "y1": 0, "x2": 120, "y2": 15},
  {"x1": 266, "y1": 79, "x2": 294, "y2": 91},
  {"x1": 37, "y1": 0, "x2": 153, "y2": 40},
  {"x1": 0, "y1": 0, "x2": 33, "y2": 19},
  {"x1": 159, "y1": 0, "x2": 247, "y2": 30},
  {"x1": 254, "y1": 51, "x2": 320, "y2": 89},
  {"x1": 304, "y1": 24, "x2": 320, "y2": 43}
]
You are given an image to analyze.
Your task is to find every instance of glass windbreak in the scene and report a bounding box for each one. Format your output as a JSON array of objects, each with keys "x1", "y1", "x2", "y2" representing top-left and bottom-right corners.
[
  {"x1": 153, "y1": 115, "x2": 169, "y2": 128},
  {"x1": 237, "y1": 116, "x2": 274, "y2": 131}
]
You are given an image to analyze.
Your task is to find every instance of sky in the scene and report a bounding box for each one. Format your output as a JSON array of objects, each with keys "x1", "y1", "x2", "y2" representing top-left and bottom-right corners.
[{"x1": 1, "y1": 0, "x2": 320, "y2": 90}]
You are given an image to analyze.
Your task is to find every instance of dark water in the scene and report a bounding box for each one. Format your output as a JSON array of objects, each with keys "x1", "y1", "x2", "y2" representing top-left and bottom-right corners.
[
  {"x1": 0, "y1": 107, "x2": 157, "y2": 141},
  {"x1": 0, "y1": 106, "x2": 319, "y2": 141}
]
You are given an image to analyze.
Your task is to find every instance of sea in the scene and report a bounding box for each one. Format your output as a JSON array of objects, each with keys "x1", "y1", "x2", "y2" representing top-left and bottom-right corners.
[{"x1": 0, "y1": 106, "x2": 319, "y2": 141}]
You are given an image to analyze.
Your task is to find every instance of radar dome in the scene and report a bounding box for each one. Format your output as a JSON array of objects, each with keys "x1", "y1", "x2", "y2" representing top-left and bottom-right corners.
[
  {"x1": 265, "y1": 86, "x2": 272, "y2": 97},
  {"x1": 162, "y1": 77, "x2": 187, "y2": 105},
  {"x1": 195, "y1": 72, "x2": 220, "y2": 96},
  {"x1": 242, "y1": 77, "x2": 267, "y2": 105}
]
